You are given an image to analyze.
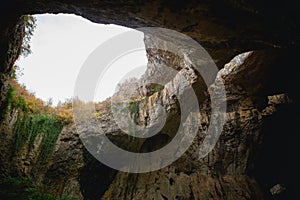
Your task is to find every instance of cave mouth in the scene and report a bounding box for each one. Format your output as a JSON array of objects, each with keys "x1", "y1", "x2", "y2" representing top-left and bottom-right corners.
[
  {"x1": 0, "y1": 2, "x2": 296, "y2": 198},
  {"x1": 14, "y1": 13, "x2": 190, "y2": 154},
  {"x1": 15, "y1": 13, "x2": 148, "y2": 106}
]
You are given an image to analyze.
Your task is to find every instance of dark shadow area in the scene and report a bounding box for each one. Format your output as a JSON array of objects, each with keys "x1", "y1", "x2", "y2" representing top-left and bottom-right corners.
[
  {"x1": 254, "y1": 102, "x2": 298, "y2": 199},
  {"x1": 79, "y1": 147, "x2": 117, "y2": 200},
  {"x1": 140, "y1": 133, "x2": 171, "y2": 152}
]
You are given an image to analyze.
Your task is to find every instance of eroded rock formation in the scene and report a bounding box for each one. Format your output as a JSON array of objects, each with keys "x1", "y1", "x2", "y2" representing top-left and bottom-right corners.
[{"x1": 0, "y1": 1, "x2": 297, "y2": 199}]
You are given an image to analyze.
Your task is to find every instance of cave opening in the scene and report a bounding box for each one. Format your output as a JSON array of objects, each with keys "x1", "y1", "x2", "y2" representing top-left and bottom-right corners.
[
  {"x1": 0, "y1": 1, "x2": 297, "y2": 199},
  {"x1": 15, "y1": 13, "x2": 148, "y2": 106}
]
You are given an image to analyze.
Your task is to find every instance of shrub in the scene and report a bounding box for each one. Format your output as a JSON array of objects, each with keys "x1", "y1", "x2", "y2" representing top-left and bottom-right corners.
[{"x1": 0, "y1": 176, "x2": 67, "y2": 200}]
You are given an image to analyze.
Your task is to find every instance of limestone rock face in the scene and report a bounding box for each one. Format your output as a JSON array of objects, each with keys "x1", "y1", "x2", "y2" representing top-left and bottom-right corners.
[
  {"x1": 0, "y1": 43, "x2": 292, "y2": 200},
  {"x1": 103, "y1": 169, "x2": 264, "y2": 200},
  {"x1": 98, "y1": 50, "x2": 292, "y2": 200},
  {"x1": 41, "y1": 125, "x2": 84, "y2": 200}
]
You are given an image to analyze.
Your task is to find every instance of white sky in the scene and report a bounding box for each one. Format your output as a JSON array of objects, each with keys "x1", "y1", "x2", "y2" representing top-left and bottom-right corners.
[{"x1": 16, "y1": 14, "x2": 147, "y2": 105}]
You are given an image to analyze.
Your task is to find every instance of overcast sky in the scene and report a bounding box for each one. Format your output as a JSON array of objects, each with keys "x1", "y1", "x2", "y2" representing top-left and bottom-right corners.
[{"x1": 16, "y1": 14, "x2": 147, "y2": 105}]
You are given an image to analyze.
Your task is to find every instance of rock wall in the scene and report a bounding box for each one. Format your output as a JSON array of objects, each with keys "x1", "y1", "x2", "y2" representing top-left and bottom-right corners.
[
  {"x1": 0, "y1": 50, "x2": 295, "y2": 200},
  {"x1": 99, "y1": 50, "x2": 293, "y2": 200}
]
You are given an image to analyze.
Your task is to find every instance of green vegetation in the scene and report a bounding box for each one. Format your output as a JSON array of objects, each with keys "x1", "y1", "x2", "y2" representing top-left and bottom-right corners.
[
  {"x1": 1, "y1": 85, "x2": 14, "y2": 122},
  {"x1": 20, "y1": 15, "x2": 36, "y2": 57},
  {"x1": 94, "y1": 112, "x2": 101, "y2": 119},
  {"x1": 0, "y1": 176, "x2": 72, "y2": 200},
  {"x1": 127, "y1": 101, "x2": 139, "y2": 122},
  {"x1": 153, "y1": 84, "x2": 164, "y2": 93},
  {"x1": 1, "y1": 15, "x2": 36, "y2": 122},
  {"x1": 5, "y1": 80, "x2": 72, "y2": 162},
  {"x1": 13, "y1": 113, "x2": 63, "y2": 161}
]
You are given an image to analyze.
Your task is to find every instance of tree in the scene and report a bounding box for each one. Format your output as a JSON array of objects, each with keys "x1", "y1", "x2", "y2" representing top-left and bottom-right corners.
[
  {"x1": 46, "y1": 98, "x2": 53, "y2": 107},
  {"x1": 20, "y1": 15, "x2": 36, "y2": 57}
]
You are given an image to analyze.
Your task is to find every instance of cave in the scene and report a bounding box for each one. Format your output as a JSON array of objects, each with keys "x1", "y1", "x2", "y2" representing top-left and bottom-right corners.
[{"x1": 0, "y1": 1, "x2": 297, "y2": 199}]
